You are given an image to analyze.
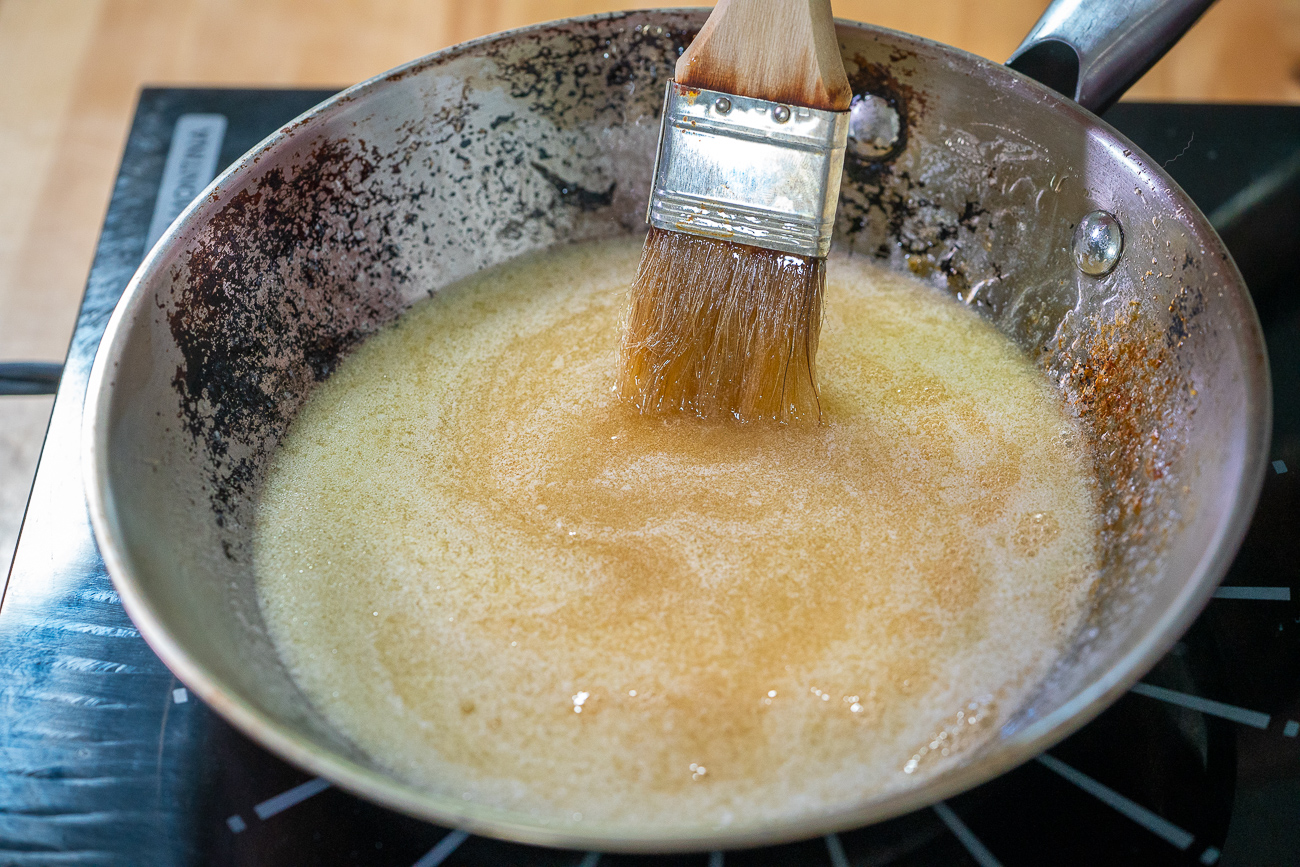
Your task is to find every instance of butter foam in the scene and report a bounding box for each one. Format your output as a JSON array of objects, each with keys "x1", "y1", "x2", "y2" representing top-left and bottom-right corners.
[{"x1": 254, "y1": 237, "x2": 1099, "y2": 831}]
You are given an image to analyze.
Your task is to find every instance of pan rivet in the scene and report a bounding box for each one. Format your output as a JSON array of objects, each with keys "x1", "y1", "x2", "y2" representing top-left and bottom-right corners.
[
  {"x1": 847, "y1": 93, "x2": 901, "y2": 160},
  {"x1": 772, "y1": 104, "x2": 791, "y2": 123},
  {"x1": 1073, "y1": 210, "x2": 1124, "y2": 276},
  {"x1": 714, "y1": 97, "x2": 731, "y2": 114}
]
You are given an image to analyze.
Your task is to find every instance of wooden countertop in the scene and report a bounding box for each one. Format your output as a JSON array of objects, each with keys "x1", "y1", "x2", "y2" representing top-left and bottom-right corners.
[{"x1": 2, "y1": 0, "x2": 1298, "y2": 365}]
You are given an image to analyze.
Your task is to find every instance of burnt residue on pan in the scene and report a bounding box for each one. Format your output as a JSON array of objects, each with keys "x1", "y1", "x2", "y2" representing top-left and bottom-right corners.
[
  {"x1": 1046, "y1": 234, "x2": 1216, "y2": 597},
  {"x1": 167, "y1": 136, "x2": 408, "y2": 536},
  {"x1": 486, "y1": 16, "x2": 697, "y2": 130},
  {"x1": 530, "y1": 161, "x2": 617, "y2": 210},
  {"x1": 1053, "y1": 304, "x2": 1197, "y2": 574},
  {"x1": 162, "y1": 11, "x2": 696, "y2": 547},
  {"x1": 833, "y1": 47, "x2": 1051, "y2": 338},
  {"x1": 842, "y1": 52, "x2": 925, "y2": 177},
  {"x1": 837, "y1": 53, "x2": 926, "y2": 261}
]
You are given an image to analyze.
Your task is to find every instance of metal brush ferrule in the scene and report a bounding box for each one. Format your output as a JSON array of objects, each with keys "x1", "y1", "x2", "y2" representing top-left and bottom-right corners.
[{"x1": 646, "y1": 80, "x2": 849, "y2": 259}]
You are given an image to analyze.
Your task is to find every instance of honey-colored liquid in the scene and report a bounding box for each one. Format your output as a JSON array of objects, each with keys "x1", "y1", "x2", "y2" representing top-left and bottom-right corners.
[{"x1": 254, "y1": 237, "x2": 1100, "y2": 832}]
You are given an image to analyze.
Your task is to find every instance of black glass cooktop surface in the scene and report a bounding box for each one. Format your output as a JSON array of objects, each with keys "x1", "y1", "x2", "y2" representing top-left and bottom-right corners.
[{"x1": 1, "y1": 88, "x2": 1297, "y2": 867}]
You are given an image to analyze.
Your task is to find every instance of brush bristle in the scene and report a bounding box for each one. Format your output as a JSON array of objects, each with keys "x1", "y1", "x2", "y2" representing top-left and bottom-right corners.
[{"x1": 618, "y1": 227, "x2": 824, "y2": 424}]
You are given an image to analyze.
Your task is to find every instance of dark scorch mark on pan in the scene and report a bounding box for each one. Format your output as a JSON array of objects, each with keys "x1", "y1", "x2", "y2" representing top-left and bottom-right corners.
[
  {"x1": 1167, "y1": 276, "x2": 1206, "y2": 348},
  {"x1": 162, "y1": 12, "x2": 704, "y2": 536},
  {"x1": 842, "y1": 55, "x2": 923, "y2": 175},
  {"x1": 487, "y1": 15, "x2": 697, "y2": 130},
  {"x1": 167, "y1": 136, "x2": 410, "y2": 535},
  {"x1": 835, "y1": 56, "x2": 1001, "y2": 310},
  {"x1": 531, "y1": 162, "x2": 616, "y2": 210},
  {"x1": 836, "y1": 55, "x2": 938, "y2": 261}
]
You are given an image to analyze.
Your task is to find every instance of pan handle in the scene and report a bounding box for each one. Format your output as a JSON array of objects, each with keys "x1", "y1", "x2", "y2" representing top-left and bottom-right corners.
[
  {"x1": 0, "y1": 362, "x2": 62, "y2": 396},
  {"x1": 1007, "y1": 0, "x2": 1217, "y2": 114}
]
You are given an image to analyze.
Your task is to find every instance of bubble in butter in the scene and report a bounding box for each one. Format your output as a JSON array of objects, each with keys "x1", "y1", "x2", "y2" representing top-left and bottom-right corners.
[{"x1": 254, "y1": 237, "x2": 1099, "y2": 831}]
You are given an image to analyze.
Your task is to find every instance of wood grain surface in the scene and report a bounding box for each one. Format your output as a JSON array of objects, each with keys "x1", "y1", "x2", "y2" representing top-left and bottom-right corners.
[
  {"x1": 675, "y1": 0, "x2": 852, "y2": 109},
  {"x1": 1, "y1": 0, "x2": 1299, "y2": 569},
  {"x1": 2, "y1": 0, "x2": 1299, "y2": 365}
]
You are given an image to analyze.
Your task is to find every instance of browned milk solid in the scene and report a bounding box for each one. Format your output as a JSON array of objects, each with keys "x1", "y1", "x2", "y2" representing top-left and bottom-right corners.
[{"x1": 254, "y1": 238, "x2": 1099, "y2": 830}]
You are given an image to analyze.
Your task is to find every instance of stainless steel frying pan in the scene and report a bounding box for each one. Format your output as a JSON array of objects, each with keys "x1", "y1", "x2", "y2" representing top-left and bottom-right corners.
[{"x1": 82, "y1": 0, "x2": 1270, "y2": 852}]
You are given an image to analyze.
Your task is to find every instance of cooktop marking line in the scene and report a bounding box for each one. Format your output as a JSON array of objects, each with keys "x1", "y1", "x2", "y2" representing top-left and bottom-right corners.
[
  {"x1": 1213, "y1": 586, "x2": 1291, "y2": 600},
  {"x1": 1129, "y1": 683, "x2": 1271, "y2": 729},
  {"x1": 932, "y1": 802, "x2": 1003, "y2": 867},
  {"x1": 1036, "y1": 754, "x2": 1194, "y2": 850},
  {"x1": 252, "y1": 776, "x2": 331, "y2": 820},
  {"x1": 225, "y1": 814, "x2": 246, "y2": 834},
  {"x1": 1209, "y1": 150, "x2": 1300, "y2": 231},
  {"x1": 708, "y1": 851, "x2": 724, "y2": 867},
  {"x1": 1273, "y1": 460, "x2": 1288, "y2": 474},
  {"x1": 1200, "y1": 846, "x2": 1222, "y2": 864},
  {"x1": 824, "y1": 832, "x2": 850, "y2": 867},
  {"x1": 412, "y1": 829, "x2": 470, "y2": 867},
  {"x1": 578, "y1": 853, "x2": 601, "y2": 867}
]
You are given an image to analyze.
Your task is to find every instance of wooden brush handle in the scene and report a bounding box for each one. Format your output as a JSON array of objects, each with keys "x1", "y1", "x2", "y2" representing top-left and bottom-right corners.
[{"x1": 675, "y1": 0, "x2": 852, "y2": 111}]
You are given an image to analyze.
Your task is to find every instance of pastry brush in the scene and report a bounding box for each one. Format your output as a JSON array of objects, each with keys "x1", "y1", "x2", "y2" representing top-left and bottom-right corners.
[{"x1": 618, "y1": 0, "x2": 851, "y2": 423}]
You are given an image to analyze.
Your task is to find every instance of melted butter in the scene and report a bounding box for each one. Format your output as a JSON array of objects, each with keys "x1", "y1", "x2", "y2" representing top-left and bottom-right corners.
[{"x1": 254, "y1": 237, "x2": 1100, "y2": 830}]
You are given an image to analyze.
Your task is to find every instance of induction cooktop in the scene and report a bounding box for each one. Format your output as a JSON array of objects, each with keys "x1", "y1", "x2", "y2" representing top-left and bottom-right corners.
[{"x1": 1, "y1": 87, "x2": 1297, "y2": 867}]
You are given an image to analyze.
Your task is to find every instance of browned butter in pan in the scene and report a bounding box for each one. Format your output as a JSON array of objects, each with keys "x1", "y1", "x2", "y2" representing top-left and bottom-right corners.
[{"x1": 254, "y1": 237, "x2": 1100, "y2": 830}]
